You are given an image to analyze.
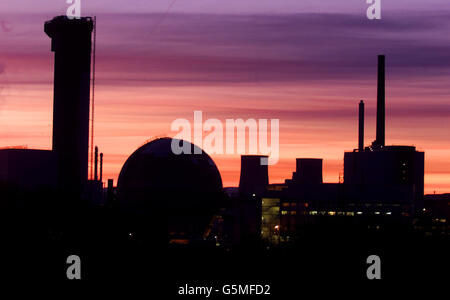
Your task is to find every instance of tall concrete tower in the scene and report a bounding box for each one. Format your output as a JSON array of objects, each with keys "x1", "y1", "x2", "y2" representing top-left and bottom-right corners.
[{"x1": 45, "y1": 16, "x2": 93, "y2": 198}]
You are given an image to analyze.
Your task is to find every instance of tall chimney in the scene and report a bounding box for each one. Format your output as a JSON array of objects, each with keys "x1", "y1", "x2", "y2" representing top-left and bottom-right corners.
[
  {"x1": 376, "y1": 55, "x2": 385, "y2": 147},
  {"x1": 99, "y1": 152, "x2": 103, "y2": 182},
  {"x1": 359, "y1": 100, "x2": 365, "y2": 151},
  {"x1": 45, "y1": 16, "x2": 94, "y2": 196},
  {"x1": 94, "y1": 146, "x2": 98, "y2": 181}
]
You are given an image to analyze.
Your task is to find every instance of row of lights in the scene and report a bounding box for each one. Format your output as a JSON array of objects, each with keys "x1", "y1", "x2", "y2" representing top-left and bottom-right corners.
[{"x1": 305, "y1": 211, "x2": 393, "y2": 216}]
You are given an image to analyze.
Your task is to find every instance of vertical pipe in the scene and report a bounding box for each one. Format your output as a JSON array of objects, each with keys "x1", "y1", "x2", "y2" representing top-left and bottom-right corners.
[
  {"x1": 94, "y1": 146, "x2": 98, "y2": 181},
  {"x1": 90, "y1": 16, "x2": 97, "y2": 180},
  {"x1": 100, "y1": 152, "x2": 103, "y2": 182},
  {"x1": 359, "y1": 100, "x2": 365, "y2": 151},
  {"x1": 376, "y1": 55, "x2": 385, "y2": 147}
]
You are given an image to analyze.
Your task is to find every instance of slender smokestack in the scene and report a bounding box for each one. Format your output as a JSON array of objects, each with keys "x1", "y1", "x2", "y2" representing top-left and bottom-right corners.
[
  {"x1": 94, "y1": 146, "x2": 98, "y2": 181},
  {"x1": 376, "y1": 55, "x2": 385, "y2": 147},
  {"x1": 99, "y1": 152, "x2": 103, "y2": 182},
  {"x1": 359, "y1": 100, "x2": 365, "y2": 151}
]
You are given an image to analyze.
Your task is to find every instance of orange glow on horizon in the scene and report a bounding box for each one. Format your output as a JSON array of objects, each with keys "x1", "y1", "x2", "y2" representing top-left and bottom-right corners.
[
  {"x1": 1, "y1": 14, "x2": 450, "y2": 194},
  {"x1": 2, "y1": 82, "x2": 448, "y2": 194}
]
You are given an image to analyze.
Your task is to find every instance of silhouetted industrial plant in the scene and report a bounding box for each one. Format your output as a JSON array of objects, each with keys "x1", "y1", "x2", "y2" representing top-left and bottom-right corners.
[{"x1": 1, "y1": 16, "x2": 448, "y2": 283}]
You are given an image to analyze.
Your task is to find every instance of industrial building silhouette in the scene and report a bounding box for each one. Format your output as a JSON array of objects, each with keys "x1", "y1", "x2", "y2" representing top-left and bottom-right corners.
[
  {"x1": 0, "y1": 16, "x2": 448, "y2": 282},
  {"x1": 254, "y1": 55, "x2": 426, "y2": 245}
]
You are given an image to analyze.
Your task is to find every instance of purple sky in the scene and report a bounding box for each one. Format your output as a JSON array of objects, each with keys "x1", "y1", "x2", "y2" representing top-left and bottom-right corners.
[
  {"x1": 1, "y1": 0, "x2": 450, "y2": 14},
  {"x1": 1, "y1": 1, "x2": 450, "y2": 192}
]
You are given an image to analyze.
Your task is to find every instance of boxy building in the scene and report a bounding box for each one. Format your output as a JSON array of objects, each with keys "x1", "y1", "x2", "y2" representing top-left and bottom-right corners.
[{"x1": 0, "y1": 148, "x2": 57, "y2": 189}]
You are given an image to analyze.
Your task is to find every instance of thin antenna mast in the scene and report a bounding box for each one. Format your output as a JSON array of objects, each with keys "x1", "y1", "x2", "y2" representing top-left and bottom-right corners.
[{"x1": 90, "y1": 16, "x2": 97, "y2": 180}]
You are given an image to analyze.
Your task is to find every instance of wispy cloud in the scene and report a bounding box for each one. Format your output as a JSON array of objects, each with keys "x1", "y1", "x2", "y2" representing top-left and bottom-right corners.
[{"x1": 1, "y1": 11, "x2": 450, "y2": 192}]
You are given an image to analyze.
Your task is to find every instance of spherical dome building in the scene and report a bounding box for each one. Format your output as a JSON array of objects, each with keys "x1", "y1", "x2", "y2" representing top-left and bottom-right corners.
[{"x1": 117, "y1": 137, "x2": 223, "y2": 242}]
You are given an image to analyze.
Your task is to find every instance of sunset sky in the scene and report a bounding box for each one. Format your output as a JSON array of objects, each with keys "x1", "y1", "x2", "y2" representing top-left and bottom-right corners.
[{"x1": 1, "y1": 1, "x2": 450, "y2": 193}]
